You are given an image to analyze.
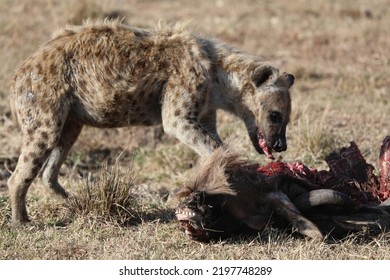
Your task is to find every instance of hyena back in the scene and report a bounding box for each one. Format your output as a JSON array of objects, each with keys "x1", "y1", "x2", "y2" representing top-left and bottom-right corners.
[{"x1": 8, "y1": 21, "x2": 294, "y2": 224}]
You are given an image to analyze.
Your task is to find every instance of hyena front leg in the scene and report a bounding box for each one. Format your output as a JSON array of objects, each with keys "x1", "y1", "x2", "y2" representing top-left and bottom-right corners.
[
  {"x1": 198, "y1": 104, "x2": 222, "y2": 145},
  {"x1": 162, "y1": 90, "x2": 222, "y2": 156},
  {"x1": 7, "y1": 109, "x2": 67, "y2": 224},
  {"x1": 41, "y1": 118, "x2": 83, "y2": 198}
]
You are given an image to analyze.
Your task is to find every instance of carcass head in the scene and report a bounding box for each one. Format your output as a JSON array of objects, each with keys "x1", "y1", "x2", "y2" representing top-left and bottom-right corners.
[
  {"x1": 175, "y1": 149, "x2": 246, "y2": 240},
  {"x1": 176, "y1": 190, "x2": 242, "y2": 241}
]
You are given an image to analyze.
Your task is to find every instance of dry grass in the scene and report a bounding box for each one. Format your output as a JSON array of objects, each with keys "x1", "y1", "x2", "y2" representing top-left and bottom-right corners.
[
  {"x1": 68, "y1": 164, "x2": 140, "y2": 226},
  {"x1": 1, "y1": 0, "x2": 390, "y2": 259}
]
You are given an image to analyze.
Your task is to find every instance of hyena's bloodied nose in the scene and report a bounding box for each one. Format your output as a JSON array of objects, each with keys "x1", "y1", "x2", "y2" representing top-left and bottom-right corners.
[{"x1": 273, "y1": 137, "x2": 287, "y2": 152}]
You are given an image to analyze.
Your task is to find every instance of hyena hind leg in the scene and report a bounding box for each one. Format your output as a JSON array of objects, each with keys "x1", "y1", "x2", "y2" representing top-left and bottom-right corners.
[
  {"x1": 41, "y1": 118, "x2": 83, "y2": 198},
  {"x1": 7, "y1": 128, "x2": 63, "y2": 225}
]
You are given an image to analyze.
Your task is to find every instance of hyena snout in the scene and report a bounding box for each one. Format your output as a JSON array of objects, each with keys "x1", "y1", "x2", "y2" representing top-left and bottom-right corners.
[{"x1": 272, "y1": 137, "x2": 287, "y2": 152}]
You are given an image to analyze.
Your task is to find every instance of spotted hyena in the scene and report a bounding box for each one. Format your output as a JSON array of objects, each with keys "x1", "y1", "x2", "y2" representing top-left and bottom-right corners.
[{"x1": 8, "y1": 21, "x2": 294, "y2": 224}]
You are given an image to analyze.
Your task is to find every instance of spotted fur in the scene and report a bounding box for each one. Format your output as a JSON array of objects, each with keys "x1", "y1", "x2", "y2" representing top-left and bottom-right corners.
[{"x1": 8, "y1": 21, "x2": 294, "y2": 224}]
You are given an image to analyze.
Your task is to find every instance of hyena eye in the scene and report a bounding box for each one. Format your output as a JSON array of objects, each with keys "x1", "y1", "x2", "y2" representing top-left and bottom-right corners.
[{"x1": 269, "y1": 111, "x2": 282, "y2": 124}]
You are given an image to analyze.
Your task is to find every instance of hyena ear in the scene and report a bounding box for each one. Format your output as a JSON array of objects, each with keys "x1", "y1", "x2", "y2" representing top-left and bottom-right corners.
[
  {"x1": 284, "y1": 72, "x2": 295, "y2": 88},
  {"x1": 251, "y1": 65, "x2": 278, "y2": 87},
  {"x1": 277, "y1": 72, "x2": 295, "y2": 88}
]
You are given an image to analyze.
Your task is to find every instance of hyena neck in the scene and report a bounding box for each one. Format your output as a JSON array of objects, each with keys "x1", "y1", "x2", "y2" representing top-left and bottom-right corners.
[
  {"x1": 210, "y1": 44, "x2": 254, "y2": 115},
  {"x1": 210, "y1": 70, "x2": 241, "y2": 113}
]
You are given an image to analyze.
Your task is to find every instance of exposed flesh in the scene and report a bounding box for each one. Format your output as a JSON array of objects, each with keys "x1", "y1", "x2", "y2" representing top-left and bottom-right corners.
[{"x1": 258, "y1": 133, "x2": 274, "y2": 159}]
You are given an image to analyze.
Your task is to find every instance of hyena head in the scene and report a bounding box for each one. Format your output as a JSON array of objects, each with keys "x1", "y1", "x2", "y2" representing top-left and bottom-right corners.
[{"x1": 239, "y1": 65, "x2": 294, "y2": 159}]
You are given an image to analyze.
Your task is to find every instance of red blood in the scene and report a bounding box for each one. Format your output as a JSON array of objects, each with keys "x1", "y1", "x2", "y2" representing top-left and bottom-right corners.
[
  {"x1": 258, "y1": 134, "x2": 274, "y2": 159},
  {"x1": 257, "y1": 161, "x2": 292, "y2": 177},
  {"x1": 255, "y1": 139, "x2": 390, "y2": 204}
]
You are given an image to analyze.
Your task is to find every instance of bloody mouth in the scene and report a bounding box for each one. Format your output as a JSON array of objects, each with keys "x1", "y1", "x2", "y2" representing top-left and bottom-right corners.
[
  {"x1": 258, "y1": 132, "x2": 275, "y2": 160},
  {"x1": 175, "y1": 206, "x2": 210, "y2": 240}
]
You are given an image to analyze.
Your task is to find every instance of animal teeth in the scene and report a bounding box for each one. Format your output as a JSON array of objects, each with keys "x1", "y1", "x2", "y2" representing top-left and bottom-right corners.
[{"x1": 175, "y1": 209, "x2": 196, "y2": 216}]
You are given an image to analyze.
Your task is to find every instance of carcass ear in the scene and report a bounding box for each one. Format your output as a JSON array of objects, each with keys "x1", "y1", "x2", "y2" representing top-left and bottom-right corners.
[{"x1": 252, "y1": 65, "x2": 278, "y2": 87}]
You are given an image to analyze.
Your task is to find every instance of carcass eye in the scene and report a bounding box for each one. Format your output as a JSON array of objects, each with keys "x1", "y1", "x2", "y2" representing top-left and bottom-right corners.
[{"x1": 270, "y1": 111, "x2": 282, "y2": 124}]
